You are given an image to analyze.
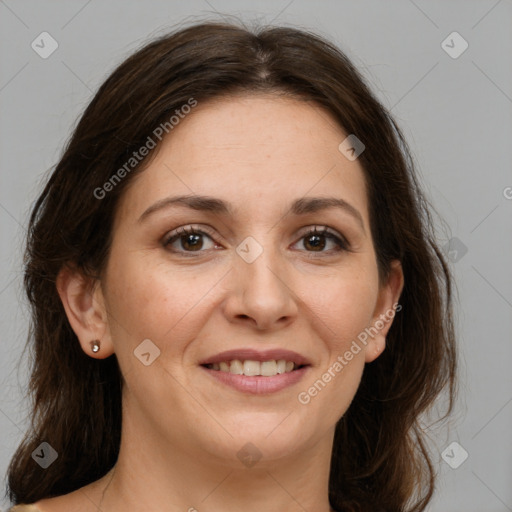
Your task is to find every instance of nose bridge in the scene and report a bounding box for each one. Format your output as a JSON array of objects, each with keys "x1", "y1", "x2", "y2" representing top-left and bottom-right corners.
[
  {"x1": 237, "y1": 234, "x2": 286, "y2": 297},
  {"x1": 226, "y1": 232, "x2": 297, "y2": 328}
]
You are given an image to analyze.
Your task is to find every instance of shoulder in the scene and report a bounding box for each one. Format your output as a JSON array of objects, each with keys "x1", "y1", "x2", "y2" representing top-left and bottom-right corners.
[
  {"x1": 9, "y1": 505, "x2": 42, "y2": 512},
  {"x1": 12, "y1": 486, "x2": 103, "y2": 512},
  {"x1": 9, "y1": 471, "x2": 114, "y2": 512}
]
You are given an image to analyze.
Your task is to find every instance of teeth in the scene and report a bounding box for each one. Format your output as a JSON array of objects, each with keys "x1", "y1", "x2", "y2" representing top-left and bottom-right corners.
[
  {"x1": 276, "y1": 359, "x2": 286, "y2": 374},
  {"x1": 243, "y1": 360, "x2": 260, "y2": 376},
  {"x1": 230, "y1": 359, "x2": 243, "y2": 375},
  {"x1": 206, "y1": 359, "x2": 300, "y2": 376},
  {"x1": 260, "y1": 360, "x2": 277, "y2": 376}
]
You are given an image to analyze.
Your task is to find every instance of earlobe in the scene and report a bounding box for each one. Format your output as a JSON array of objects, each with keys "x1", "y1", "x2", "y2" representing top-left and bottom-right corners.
[
  {"x1": 365, "y1": 260, "x2": 404, "y2": 363},
  {"x1": 365, "y1": 339, "x2": 385, "y2": 363},
  {"x1": 56, "y1": 265, "x2": 114, "y2": 359}
]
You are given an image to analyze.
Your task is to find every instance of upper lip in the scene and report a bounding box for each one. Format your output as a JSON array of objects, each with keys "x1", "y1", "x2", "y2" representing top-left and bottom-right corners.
[{"x1": 199, "y1": 348, "x2": 311, "y2": 366}]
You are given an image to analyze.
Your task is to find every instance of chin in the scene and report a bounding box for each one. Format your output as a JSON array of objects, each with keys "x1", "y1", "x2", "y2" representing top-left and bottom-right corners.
[{"x1": 211, "y1": 412, "x2": 316, "y2": 462}]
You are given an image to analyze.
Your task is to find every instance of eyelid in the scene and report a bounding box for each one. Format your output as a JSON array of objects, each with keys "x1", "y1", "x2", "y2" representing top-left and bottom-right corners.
[
  {"x1": 296, "y1": 225, "x2": 343, "y2": 240},
  {"x1": 163, "y1": 224, "x2": 220, "y2": 245}
]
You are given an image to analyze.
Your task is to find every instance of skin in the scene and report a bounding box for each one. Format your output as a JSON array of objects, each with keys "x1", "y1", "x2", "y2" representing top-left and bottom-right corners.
[{"x1": 43, "y1": 94, "x2": 403, "y2": 512}]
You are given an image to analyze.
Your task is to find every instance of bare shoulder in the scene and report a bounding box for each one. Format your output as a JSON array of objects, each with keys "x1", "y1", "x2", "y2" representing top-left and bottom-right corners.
[
  {"x1": 9, "y1": 505, "x2": 42, "y2": 512},
  {"x1": 28, "y1": 488, "x2": 104, "y2": 512},
  {"x1": 8, "y1": 493, "x2": 90, "y2": 512},
  {"x1": 12, "y1": 471, "x2": 113, "y2": 512}
]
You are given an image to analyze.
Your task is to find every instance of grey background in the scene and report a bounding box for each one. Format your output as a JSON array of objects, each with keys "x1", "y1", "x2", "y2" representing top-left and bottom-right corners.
[{"x1": 1, "y1": 0, "x2": 511, "y2": 510}]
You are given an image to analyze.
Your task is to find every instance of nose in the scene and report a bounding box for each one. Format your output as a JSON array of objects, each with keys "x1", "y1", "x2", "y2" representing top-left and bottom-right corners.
[{"x1": 222, "y1": 244, "x2": 298, "y2": 331}]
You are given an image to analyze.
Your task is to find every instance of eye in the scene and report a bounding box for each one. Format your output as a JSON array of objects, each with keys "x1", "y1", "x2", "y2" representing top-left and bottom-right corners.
[
  {"x1": 163, "y1": 225, "x2": 350, "y2": 256},
  {"x1": 292, "y1": 226, "x2": 350, "y2": 253},
  {"x1": 163, "y1": 226, "x2": 220, "y2": 253}
]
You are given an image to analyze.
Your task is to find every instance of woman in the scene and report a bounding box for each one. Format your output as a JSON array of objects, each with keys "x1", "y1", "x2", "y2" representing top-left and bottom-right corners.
[{"x1": 6, "y1": 21, "x2": 456, "y2": 512}]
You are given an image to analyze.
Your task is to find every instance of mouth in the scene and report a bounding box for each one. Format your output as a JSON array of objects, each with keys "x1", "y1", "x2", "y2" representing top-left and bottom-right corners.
[{"x1": 198, "y1": 348, "x2": 311, "y2": 394}]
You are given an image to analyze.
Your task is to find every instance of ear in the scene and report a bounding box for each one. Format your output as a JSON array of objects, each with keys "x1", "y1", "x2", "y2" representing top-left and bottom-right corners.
[
  {"x1": 365, "y1": 259, "x2": 404, "y2": 363},
  {"x1": 56, "y1": 265, "x2": 114, "y2": 359}
]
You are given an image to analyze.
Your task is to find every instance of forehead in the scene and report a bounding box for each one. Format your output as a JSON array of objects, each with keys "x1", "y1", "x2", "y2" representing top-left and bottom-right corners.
[
  {"x1": 162, "y1": 93, "x2": 350, "y2": 165},
  {"x1": 116, "y1": 94, "x2": 369, "y2": 226}
]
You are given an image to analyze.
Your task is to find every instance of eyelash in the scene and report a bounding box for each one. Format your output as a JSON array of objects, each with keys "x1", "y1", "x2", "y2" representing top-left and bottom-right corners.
[{"x1": 162, "y1": 225, "x2": 351, "y2": 256}]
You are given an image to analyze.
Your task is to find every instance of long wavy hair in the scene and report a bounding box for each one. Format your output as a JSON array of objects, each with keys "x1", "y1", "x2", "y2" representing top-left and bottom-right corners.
[{"x1": 6, "y1": 20, "x2": 457, "y2": 512}]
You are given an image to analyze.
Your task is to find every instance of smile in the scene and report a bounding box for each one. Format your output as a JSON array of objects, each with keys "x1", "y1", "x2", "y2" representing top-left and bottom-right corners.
[
  {"x1": 200, "y1": 361, "x2": 310, "y2": 395},
  {"x1": 203, "y1": 359, "x2": 301, "y2": 376}
]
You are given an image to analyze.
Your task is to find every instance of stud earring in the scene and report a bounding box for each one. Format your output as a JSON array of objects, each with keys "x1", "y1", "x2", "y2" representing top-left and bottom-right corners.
[{"x1": 90, "y1": 340, "x2": 101, "y2": 353}]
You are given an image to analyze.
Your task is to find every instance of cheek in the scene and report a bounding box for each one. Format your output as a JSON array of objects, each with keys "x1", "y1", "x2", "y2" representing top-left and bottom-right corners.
[
  {"x1": 103, "y1": 252, "x2": 223, "y2": 354},
  {"x1": 296, "y1": 274, "x2": 375, "y2": 427},
  {"x1": 302, "y1": 265, "x2": 379, "y2": 351}
]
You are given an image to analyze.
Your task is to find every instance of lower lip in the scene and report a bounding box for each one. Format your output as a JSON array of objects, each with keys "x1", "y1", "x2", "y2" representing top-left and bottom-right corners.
[{"x1": 200, "y1": 365, "x2": 310, "y2": 394}]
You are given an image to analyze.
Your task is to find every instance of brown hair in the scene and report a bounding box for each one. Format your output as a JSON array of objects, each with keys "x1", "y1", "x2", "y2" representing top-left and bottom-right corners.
[{"x1": 6, "y1": 21, "x2": 456, "y2": 511}]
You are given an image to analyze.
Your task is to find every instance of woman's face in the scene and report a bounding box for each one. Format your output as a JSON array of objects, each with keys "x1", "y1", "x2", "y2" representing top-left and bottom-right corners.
[{"x1": 92, "y1": 94, "x2": 402, "y2": 465}]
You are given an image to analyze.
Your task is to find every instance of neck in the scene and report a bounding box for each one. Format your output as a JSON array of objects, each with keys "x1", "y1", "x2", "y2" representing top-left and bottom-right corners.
[{"x1": 97, "y1": 407, "x2": 337, "y2": 512}]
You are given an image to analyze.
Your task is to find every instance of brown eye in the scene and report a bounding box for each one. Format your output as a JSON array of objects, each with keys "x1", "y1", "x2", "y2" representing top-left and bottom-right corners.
[
  {"x1": 295, "y1": 227, "x2": 349, "y2": 253},
  {"x1": 180, "y1": 232, "x2": 203, "y2": 251},
  {"x1": 303, "y1": 232, "x2": 326, "y2": 251},
  {"x1": 164, "y1": 227, "x2": 217, "y2": 253}
]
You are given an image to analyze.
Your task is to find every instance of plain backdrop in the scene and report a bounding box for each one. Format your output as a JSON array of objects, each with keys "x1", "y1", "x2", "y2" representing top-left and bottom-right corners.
[{"x1": 1, "y1": 1, "x2": 511, "y2": 511}]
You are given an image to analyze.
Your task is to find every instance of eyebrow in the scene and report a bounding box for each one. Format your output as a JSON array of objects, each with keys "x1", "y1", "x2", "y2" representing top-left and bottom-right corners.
[{"x1": 138, "y1": 194, "x2": 365, "y2": 232}]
